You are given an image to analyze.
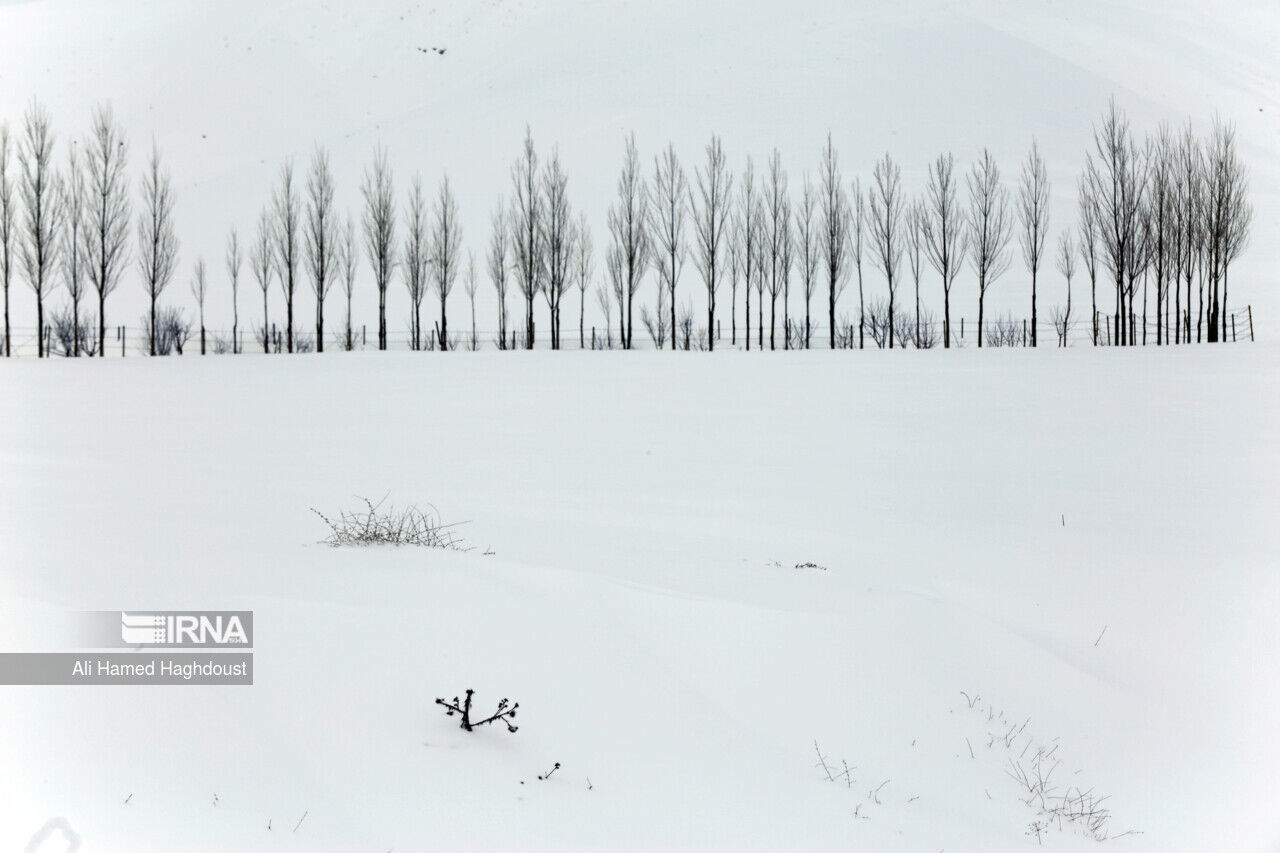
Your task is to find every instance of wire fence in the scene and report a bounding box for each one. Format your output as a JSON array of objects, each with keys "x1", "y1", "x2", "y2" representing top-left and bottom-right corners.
[{"x1": 0, "y1": 305, "x2": 1256, "y2": 358}]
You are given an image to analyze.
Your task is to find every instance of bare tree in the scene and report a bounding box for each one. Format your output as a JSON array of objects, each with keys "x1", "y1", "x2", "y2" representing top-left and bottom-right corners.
[
  {"x1": 653, "y1": 143, "x2": 687, "y2": 350},
  {"x1": 271, "y1": 161, "x2": 300, "y2": 352},
  {"x1": 541, "y1": 151, "x2": 574, "y2": 349},
  {"x1": 905, "y1": 199, "x2": 924, "y2": 347},
  {"x1": 403, "y1": 175, "x2": 429, "y2": 349},
  {"x1": 690, "y1": 137, "x2": 732, "y2": 350},
  {"x1": 1055, "y1": 231, "x2": 1076, "y2": 345},
  {"x1": 868, "y1": 153, "x2": 904, "y2": 348},
  {"x1": 1143, "y1": 127, "x2": 1177, "y2": 345},
  {"x1": 641, "y1": 285, "x2": 670, "y2": 348},
  {"x1": 61, "y1": 142, "x2": 87, "y2": 355},
  {"x1": 137, "y1": 139, "x2": 177, "y2": 357},
  {"x1": 1223, "y1": 147, "x2": 1252, "y2": 342},
  {"x1": 778, "y1": 200, "x2": 794, "y2": 348},
  {"x1": 432, "y1": 174, "x2": 461, "y2": 350},
  {"x1": 851, "y1": 179, "x2": 866, "y2": 347},
  {"x1": 250, "y1": 208, "x2": 273, "y2": 352},
  {"x1": 82, "y1": 104, "x2": 130, "y2": 358},
  {"x1": 1127, "y1": 153, "x2": 1154, "y2": 348},
  {"x1": 727, "y1": 217, "x2": 741, "y2": 346},
  {"x1": 225, "y1": 228, "x2": 242, "y2": 353},
  {"x1": 190, "y1": 257, "x2": 208, "y2": 354},
  {"x1": 1083, "y1": 99, "x2": 1146, "y2": 346},
  {"x1": 488, "y1": 201, "x2": 510, "y2": 349},
  {"x1": 1174, "y1": 123, "x2": 1204, "y2": 343},
  {"x1": 510, "y1": 127, "x2": 543, "y2": 348},
  {"x1": 594, "y1": 282, "x2": 613, "y2": 348},
  {"x1": 574, "y1": 212, "x2": 592, "y2": 349},
  {"x1": 607, "y1": 133, "x2": 650, "y2": 350},
  {"x1": 338, "y1": 215, "x2": 358, "y2": 350},
  {"x1": 361, "y1": 145, "x2": 396, "y2": 350},
  {"x1": 19, "y1": 101, "x2": 62, "y2": 358},
  {"x1": 921, "y1": 153, "x2": 966, "y2": 347},
  {"x1": 605, "y1": 243, "x2": 625, "y2": 347},
  {"x1": 966, "y1": 149, "x2": 1013, "y2": 348},
  {"x1": 818, "y1": 134, "x2": 850, "y2": 349},
  {"x1": 1018, "y1": 140, "x2": 1050, "y2": 347},
  {"x1": 1204, "y1": 118, "x2": 1250, "y2": 343},
  {"x1": 0, "y1": 124, "x2": 13, "y2": 355},
  {"x1": 739, "y1": 156, "x2": 761, "y2": 350},
  {"x1": 464, "y1": 250, "x2": 478, "y2": 350},
  {"x1": 304, "y1": 146, "x2": 337, "y2": 353},
  {"x1": 1077, "y1": 180, "x2": 1099, "y2": 344},
  {"x1": 750, "y1": 207, "x2": 766, "y2": 347},
  {"x1": 765, "y1": 149, "x2": 789, "y2": 350},
  {"x1": 796, "y1": 178, "x2": 819, "y2": 348}
]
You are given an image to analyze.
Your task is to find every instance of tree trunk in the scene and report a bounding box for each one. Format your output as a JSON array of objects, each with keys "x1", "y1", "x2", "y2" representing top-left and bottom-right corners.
[
  {"x1": 943, "y1": 284, "x2": 951, "y2": 348},
  {"x1": 526, "y1": 295, "x2": 535, "y2": 350},
  {"x1": 977, "y1": 284, "x2": 984, "y2": 349},
  {"x1": 669, "y1": 285, "x2": 676, "y2": 351},
  {"x1": 1030, "y1": 269, "x2": 1037, "y2": 347},
  {"x1": 914, "y1": 277, "x2": 920, "y2": 348},
  {"x1": 378, "y1": 284, "x2": 387, "y2": 350},
  {"x1": 439, "y1": 292, "x2": 449, "y2": 351}
]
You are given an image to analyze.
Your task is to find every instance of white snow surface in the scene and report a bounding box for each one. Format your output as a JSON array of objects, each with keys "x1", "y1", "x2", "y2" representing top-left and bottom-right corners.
[
  {"x1": 1, "y1": 344, "x2": 1278, "y2": 850},
  {"x1": 0, "y1": 0, "x2": 1276, "y2": 345}
]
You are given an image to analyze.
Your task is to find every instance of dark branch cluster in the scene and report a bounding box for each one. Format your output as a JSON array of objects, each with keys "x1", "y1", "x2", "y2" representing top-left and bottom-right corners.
[{"x1": 435, "y1": 688, "x2": 519, "y2": 733}]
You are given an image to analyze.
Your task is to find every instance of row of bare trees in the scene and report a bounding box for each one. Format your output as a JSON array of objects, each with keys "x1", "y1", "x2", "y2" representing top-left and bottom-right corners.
[{"x1": 0, "y1": 99, "x2": 1252, "y2": 357}]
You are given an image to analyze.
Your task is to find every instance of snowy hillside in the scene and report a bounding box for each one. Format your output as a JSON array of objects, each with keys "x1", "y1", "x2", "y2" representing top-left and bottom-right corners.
[
  {"x1": 2, "y1": 344, "x2": 1279, "y2": 850},
  {"x1": 0, "y1": 0, "x2": 1275, "y2": 343}
]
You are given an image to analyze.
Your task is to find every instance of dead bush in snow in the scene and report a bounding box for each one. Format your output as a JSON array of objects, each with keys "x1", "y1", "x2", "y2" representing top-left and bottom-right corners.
[
  {"x1": 983, "y1": 313, "x2": 1022, "y2": 347},
  {"x1": 1006, "y1": 756, "x2": 1134, "y2": 841},
  {"x1": 961, "y1": 692, "x2": 1139, "y2": 843},
  {"x1": 436, "y1": 689, "x2": 519, "y2": 733},
  {"x1": 50, "y1": 307, "x2": 99, "y2": 356},
  {"x1": 311, "y1": 495, "x2": 469, "y2": 549},
  {"x1": 138, "y1": 306, "x2": 191, "y2": 355}
]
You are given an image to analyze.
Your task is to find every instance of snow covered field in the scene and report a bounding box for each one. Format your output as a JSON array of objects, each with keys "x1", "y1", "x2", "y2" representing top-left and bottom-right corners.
[{"x1": 2, "y1": 344, "x2": 1278, "y2": 851}]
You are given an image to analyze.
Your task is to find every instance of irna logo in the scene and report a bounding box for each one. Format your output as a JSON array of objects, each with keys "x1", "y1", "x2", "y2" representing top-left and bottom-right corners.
[{"x1": 120, "y1": 612, "x2": 251, "y2": 647}]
